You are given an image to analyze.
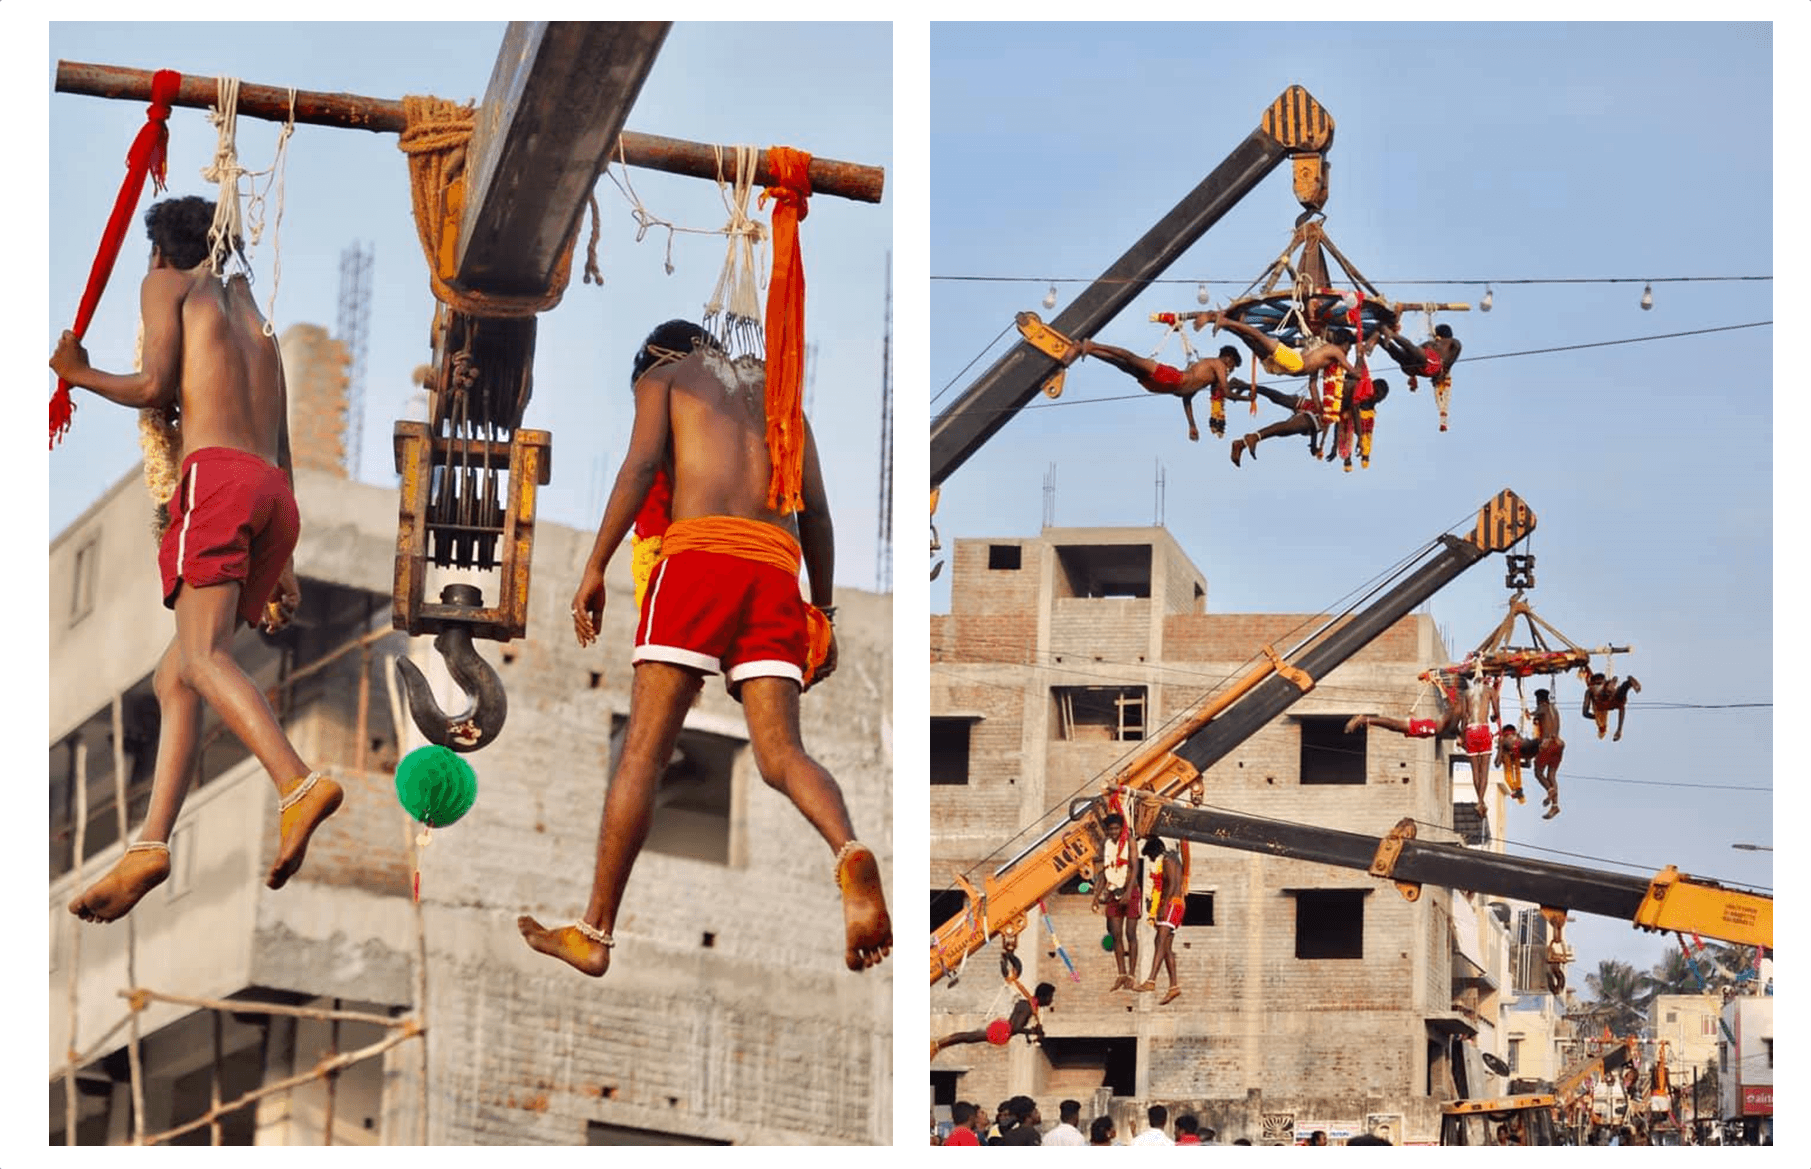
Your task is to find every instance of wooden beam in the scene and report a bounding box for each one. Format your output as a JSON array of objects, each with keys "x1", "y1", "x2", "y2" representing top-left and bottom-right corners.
[
  {"x1": 457, "y1": 22, "x2": 669, "y2": 294},
  {"x1": 54, "y1": 59, "x2": 887, "y2": 204}
]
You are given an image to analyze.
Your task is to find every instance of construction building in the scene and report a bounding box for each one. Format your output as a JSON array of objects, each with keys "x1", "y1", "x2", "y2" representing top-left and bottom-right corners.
[
  {"x1": 48, "y1": 326, "x2": 893, "y2": 1146},
  {"x1": 929, "y1": 523, "x2": 1520, "y2": 1146}
]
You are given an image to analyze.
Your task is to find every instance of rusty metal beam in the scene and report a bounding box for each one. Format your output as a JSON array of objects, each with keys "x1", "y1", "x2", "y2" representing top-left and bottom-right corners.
[
  {"x1": 54, "y1": 58, "x2": 887, "y2": 204},
  {"x1": 457, "y1": 22, "x2": 668, "y2": 294}
]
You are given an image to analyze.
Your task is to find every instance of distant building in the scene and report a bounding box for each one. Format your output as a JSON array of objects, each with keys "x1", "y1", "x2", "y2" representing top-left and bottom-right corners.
[
  {"x1": 929, "y1": 524, "x2": 1517, "y2": 1145},
  {"x1": 49, "y1": 341, "x2": 892, "y2": 1145}
]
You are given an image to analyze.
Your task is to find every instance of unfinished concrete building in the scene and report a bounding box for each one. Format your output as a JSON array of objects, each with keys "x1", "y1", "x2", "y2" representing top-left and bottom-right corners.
[
  {"x1": 929, "y1": 524, "x2": 1517, "y2": 1146},
  {"x1": 48, "y1": 335, "x2": 892, "y2": 1145}
]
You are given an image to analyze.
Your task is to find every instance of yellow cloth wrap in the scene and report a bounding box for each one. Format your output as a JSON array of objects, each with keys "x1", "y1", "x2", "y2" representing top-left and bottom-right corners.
[
  {"x1": 1263, "y1": 343, "x2": 1305, "y2": 375},
  {"x1": 632, "y1": 534, "x2": 663, "y2": 612}
]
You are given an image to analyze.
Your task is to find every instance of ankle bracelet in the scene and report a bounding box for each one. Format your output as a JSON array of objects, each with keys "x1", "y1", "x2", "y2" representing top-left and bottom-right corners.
[
  {"x1": 572, "y1": 920, "x2": 614, "y2": 947},
  {"x1": 278, "y1": 772, "x2": 321, "y2": 814},
  {"x1": 126, "y1": 841, "x2": 170, "y2": 856}
]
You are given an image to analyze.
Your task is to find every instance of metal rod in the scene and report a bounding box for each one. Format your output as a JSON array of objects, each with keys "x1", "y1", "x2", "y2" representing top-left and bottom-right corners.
[{"x1": 54, "y1": 61, "x2": 886, "y2": 203}]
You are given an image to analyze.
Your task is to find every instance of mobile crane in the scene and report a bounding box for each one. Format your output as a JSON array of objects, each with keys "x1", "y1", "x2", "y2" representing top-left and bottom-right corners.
[{"x1": 930, "y1": 487, "x2": 1772, "y2": 985}]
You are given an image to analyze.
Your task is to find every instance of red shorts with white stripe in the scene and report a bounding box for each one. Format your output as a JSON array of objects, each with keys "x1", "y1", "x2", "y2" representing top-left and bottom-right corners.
[
  {"x1": 634, "y1": 548, "x2": 809, "y2": 689},
  {"x1": 1150, "y1": 362, "x2": 1183, "y2": 388},
  {"x1": 1463, "y1": 724, "x2": 1494, "y2": 755},
  {"x1": 1156, "y1": 898, "x2": 1185, "y2": 929},
  {"x1": 158, "y1": 447, "x2": 300, "y2": 626},
  {"x1": 1406, "y1": 718, "x2": 1440, "y2": 738}
]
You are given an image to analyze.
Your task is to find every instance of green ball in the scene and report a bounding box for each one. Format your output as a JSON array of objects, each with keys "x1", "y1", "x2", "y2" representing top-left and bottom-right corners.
[
  {"x1": 1077, "y1": 881, "x2": 1093, "y2": 894},
  {"x1": 1101, "y1": 934, "x2": 1116, "y2": 953},
  {"x1": 395, "y1": 745, "x2": 477, "y2": 827}
]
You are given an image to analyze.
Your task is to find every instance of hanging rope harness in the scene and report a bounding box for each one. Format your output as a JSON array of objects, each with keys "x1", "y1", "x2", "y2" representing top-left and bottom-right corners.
[
  {"x1": 201, "y1": 76, "x2": 296, "y2": 334},
  {"x1": 703, "y1": 145, "x2": 769, "y2": 358},
  {"x1": 51, "y1": 69, "x2": 182, "y2": 449},
  {"x1": 397, "y1": 95, "x2": 585, "y2": 319}
]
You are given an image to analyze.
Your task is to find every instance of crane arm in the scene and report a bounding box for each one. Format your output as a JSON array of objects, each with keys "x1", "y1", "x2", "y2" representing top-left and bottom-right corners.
[{"x1": 931, "y1": 488, "x2": 1536, "y2": 984}]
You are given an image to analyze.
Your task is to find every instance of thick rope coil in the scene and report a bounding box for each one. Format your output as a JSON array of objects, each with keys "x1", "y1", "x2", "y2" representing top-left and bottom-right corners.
[{"x1": 398, "y1": 95, "x2": 578, "y2": 319}]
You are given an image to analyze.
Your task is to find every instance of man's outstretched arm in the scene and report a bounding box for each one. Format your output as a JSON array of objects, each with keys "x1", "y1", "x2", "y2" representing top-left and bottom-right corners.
[
  {"x1": 572, "y1": 371, "x2": 672, "y2": 645},
  {"x1": 48, "y1": 269, "x2": 186, "y2": 409}
]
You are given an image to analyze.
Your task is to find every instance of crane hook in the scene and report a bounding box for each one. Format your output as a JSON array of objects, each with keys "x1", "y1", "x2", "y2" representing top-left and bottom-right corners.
[{"x1": 394, "y1": 584, "x2": 508, "y2": 752}]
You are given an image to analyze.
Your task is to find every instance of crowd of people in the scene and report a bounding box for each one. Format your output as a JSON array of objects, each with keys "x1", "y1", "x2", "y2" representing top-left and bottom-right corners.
[{"x1": 932, "y1": 1101, "x2": 1397, "y2": 1146}]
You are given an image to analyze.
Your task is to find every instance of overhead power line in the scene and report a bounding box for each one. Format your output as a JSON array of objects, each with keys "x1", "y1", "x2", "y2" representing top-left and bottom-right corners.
[{"x1": 933, "y1": 273, "x2": 1772, "y2": 288}]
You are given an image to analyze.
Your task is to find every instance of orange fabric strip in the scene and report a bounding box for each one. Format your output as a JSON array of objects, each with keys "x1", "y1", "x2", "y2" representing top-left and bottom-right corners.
[
  {"x1": 658, "y1": 515, "x2": 801, "y2": 577},
  {"x1": 759, "y1": 147, "x2": 813, "y2": 514}
]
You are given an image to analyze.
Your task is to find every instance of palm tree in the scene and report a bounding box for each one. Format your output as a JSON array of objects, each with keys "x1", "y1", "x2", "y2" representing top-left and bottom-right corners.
[
  {"x1": 1647, "y1": 945, "x2": 1701, "y2": 998},
  {"x1": 1583, "y1": 958, "x2": 1648, "y2": 1036}
]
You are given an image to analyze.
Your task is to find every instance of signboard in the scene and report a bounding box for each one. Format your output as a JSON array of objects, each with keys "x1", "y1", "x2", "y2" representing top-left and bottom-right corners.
[{"x1": 1741, "y1": 1085, "x2": 1772, "y2": 1115}]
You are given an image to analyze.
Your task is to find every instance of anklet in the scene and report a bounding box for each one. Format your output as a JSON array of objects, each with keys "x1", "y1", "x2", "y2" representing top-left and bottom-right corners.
[
  {"x1": 571, "y1": 920, "x2": 614, "y2": 947},
  {"x1": 126, "y1": 841, "x2": 170, "y2": 856},
  {"x1": 278, "y1": 772, "x2": 321, "y2": 813},
  {"x1": 833, "y1": 840, "x2": 871, "y2": 882}
]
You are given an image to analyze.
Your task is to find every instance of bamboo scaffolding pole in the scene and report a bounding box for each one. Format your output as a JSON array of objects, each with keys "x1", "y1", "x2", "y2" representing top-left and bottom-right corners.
[
  {"x1": 210, "y1": 1012, "x2": 223, "y2": 1146},
  {"x1": 63, "y1": 737, "x2": 88, "y2": 1145},
  {"x1": 54, "y1": 61, "x2": 886, "y2": 204},
  {"x1": 112, "y1": 695, "x2": 147, "y2": 1146},
  {"x1": 117, "y1": 988, "x2": 411, "y2": 1031},
  {"x1": 140, "y1": 1023, "x2": 421, "y2": 1147}
]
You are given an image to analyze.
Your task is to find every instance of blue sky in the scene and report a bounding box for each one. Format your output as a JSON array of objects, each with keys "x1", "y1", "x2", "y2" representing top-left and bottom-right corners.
[
  {"x1": 44, "y1": 21, "x2": 894, "y2": 592},
  {"x1": 930, "y1": 22, "x2": 1772, "y2": 988}
]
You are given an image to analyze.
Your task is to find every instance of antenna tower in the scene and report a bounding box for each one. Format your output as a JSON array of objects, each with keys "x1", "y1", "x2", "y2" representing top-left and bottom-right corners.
[
  {"x1": 875, "y1": 253, "x2": 893, "y2": 593},
  {"x1": 336, "y1": 242, "x2": 374, "y2": 480}
]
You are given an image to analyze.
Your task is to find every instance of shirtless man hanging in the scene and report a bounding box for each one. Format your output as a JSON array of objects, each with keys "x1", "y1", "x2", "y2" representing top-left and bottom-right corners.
[
  {"x1": 1077, "y1": 338, "x2": 1242, "y2": 440},
  {"x1": 1134, "y1": 835, "x2": 1183, "y2": 1004},
  {"x1": 1201, "y1": 310, "x2": 1357, "y2": 381},
  {"x1": 1581, "y1": 672, "x2": 1641, "y2": 742},
  {"x1": 1379, "y1": 323, "x2": 1462, "y2": 429},
  {"x1": 931, "y1": 930, "x2": 1054, "y2": 1057},
  {"x1": 519, "y1": 319, "x2": 891, "y2": 976},
  {"x1": 1347, "y1": 672, "x2": 1494, "y2": 824},
  {"x1": 1531, "y1": 688, "x2": 1565, "y2": 819},
  {"x1": 50, "y1": 195, "x2": 343, "y2": 923},
  {"x1": 1091, "y1": 810, "x2": 1141, "y2": 990}
]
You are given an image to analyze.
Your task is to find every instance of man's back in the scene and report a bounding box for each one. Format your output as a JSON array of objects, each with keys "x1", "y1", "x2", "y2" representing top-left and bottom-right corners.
[
  {"x1": 663, "y1": 350, "x2": 801, "y2": 534},
  {"x1": 170, "y1": 271, "x2": 285, "y2": 465}
]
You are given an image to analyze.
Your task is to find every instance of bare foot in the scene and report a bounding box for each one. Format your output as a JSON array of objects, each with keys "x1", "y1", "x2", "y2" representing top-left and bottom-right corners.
[
  {"x1": 835, "y1": 843, "x2": 892, "y2": 971},
  {"x1": 267, "y1": 774, "x2": 344, "y2": 890},
  {"x1": 1543, "y1": 804, "x2": 1560, "y2": 820},
  {"x1": 69, "y1": 845, "x2": 170, "y2": 923},
  {"x1": 517, "y1": 915, "x2": 613, "y2": 976},
  {"x1": 1132, "y1": 980, "x2": 1156, "y2": 993},
  {"x1": 1344, "y1": 714, "x2": 1369, "y2": 734},
  {"x1": 1160, "y1": 985, "x2": 1182, "y2": 1005},
  {"x1": 1113, "y1": 974, "x2": 1134, "y2": 991}
]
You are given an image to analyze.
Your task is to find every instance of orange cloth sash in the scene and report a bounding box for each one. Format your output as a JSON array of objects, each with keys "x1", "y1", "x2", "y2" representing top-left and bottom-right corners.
[
  {"x1": 657, "y1": 515, "x2": 832, "y2": 683},
  {"x1": 759, "y1": 147, "x2": 812, "y2": 514}
]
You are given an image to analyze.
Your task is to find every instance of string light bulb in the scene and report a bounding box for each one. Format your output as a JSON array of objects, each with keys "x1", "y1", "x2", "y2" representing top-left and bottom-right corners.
[
  {"x1": 1480, "y1": 285, "x2": 1494, "y2": 313},
  {"x1": 1196, "y1": 282, "x2": 1210, "y2": 305},
  {"x1": 1640, "y1": 283, "x2": 1654, "y2": 311},
  {"x1": 1042, "y1": 284, "x2": 1058, "y2": 310}
]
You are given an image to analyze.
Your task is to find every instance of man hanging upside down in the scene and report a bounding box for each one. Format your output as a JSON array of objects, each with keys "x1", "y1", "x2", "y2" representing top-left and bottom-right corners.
[
  {"x1": 1379, "y1": 323, "x2": 1462, "y2": 430},
  {"x1": 1581, "y1": 672, "x2": 1640, "y2": 742},
  {"x1": 50, "y1": 196, "x2": 343, "y2": 923},
  {"x1": 1531, "y1": 688, "x2": 1565, "y2": 818},
  {"x1": 1077, "y1": 337, "x2": 1242, "y2": 440},
  {"x1": 1347, "y1": 672, "x2": 1495, "y2": 825},
  {"x1": 520, "y1": 320, "x2": 892, "y2": 977}
]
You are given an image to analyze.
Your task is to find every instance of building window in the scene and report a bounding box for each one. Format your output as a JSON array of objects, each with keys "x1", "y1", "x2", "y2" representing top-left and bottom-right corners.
[
  {"x1": 1052, "y1": 686, "x2": 1146, "y2": 742},
  {"x1": 1182, "y1": 892, "x2": 1214, "y2": 927},
  {"x1": 1703, "y1": 1016, "x2": 1716, "y2": 1037},
  {"x1": 609, "y1": 716, "x2": 743, "y2": 866},
  {"x1": 931, "y1": 888, "x2": 968, "y2": 930},
  {"x1": 1289, "y1": 889, "x2": 1368, "y2": 959},
  {"x1": 1507, "y1": 1038, "x2": 1521, "y2": 1074},
  {"x1": 1667, "y1": 1011, "x2": 1677, "y2": 1023},
  {"x1": 931, "y1": 718, "x2": 973, "y2": 785},
  {"x1": 988, "y1": 544, "x2": 1021, "y2": 570},
  {"x1": 70, "y1": 536, "x2": 99, "y2": 625},
  {"x1": 1039, "y1": 1036, "x2": 1138, "y2": 1097},
  {"x1": 1299, "y1": 716, "x2": 1365, "y2": 784},
  {"x1": 1052, "y1": 544, "x2": 1151, "y2": 598},
  {"x1": 48, "y1": 686, "x2": 159, "y2": 883},
  {"x1": 1764, "y1": 1038, "x2": 1772, "y2": 1069}
]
